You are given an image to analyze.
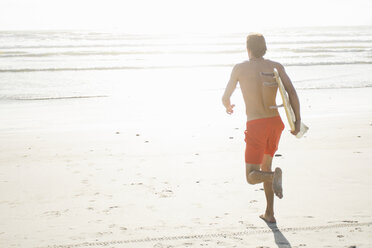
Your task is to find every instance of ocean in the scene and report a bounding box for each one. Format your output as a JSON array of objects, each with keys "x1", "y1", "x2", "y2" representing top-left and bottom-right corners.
[{"x1": 0, "y1": 25, "x2": 372, "y2": 101}]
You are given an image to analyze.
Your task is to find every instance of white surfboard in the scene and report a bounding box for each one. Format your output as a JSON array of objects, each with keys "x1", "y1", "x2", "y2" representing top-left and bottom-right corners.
[{"x1": 273, "y1": 69, "x2": 309, "y2": 138}]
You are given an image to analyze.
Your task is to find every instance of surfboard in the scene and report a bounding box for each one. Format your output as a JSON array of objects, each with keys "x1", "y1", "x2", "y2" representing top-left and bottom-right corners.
[{"x1": 273, "y1": 69, "x2": 309, "y2": 138}]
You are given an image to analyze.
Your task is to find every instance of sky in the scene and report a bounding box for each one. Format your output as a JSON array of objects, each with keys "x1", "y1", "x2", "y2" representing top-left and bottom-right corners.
[{"x1": 0, "y1": 0, "x2": 371, "y2": 32}]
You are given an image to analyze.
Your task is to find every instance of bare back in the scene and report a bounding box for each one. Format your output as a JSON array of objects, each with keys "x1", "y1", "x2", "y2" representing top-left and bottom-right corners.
[{"x1": 236, "y1": 59, "x2": 280, "y2": 121}]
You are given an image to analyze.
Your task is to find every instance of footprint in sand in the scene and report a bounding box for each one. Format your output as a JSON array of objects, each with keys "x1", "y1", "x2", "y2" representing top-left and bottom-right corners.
[
  {"x1": 43, "y1": 210, "x2": 61, "y2": 217},
  {"x1": 81, "y1": 179, "x2": 89, "y2": 185},
  {"x1": 154, "y1": 243, "x2": 173, "y2": 248},
  {"x1": 342, "y1": 220, "x2": 358, "y2": 223},
  {"x1": 157, "y1": 189, "x2": 173, "y2": 198},
  {"x1": 96, "y1": 231, "x2": 113, "y2": 236}
]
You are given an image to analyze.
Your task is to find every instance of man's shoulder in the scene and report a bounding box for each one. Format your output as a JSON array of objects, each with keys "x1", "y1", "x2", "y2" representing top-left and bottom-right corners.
[
  {"x1": 235, "y1": 60, "x2": 249, "y2": 67},
  {"x1": 233, "y1": 59, "x2": 285, "y2": 72},
  {"x1": 264, "y1": 59, "x2": 284, "y2": 69},
  {"x1": 231, "y1": 61, "x2": 247, "y2": 74},
  {"x1": 233, "y1": 60, "x2": 250, "y2": 70},
  {"x1": 236, "y1": 59, "x2": 284, "y2": 67}
]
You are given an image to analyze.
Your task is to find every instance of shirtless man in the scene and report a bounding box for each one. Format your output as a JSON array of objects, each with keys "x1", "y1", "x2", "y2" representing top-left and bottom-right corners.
[{"x1": 222, "y1": 33, "x2": 301, "y2": 223}]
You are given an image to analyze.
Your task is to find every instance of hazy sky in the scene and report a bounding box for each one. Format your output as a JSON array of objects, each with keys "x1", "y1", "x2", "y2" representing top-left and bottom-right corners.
[{"x1": 0, "y1": 0, "x2": 371, "y2": 32}]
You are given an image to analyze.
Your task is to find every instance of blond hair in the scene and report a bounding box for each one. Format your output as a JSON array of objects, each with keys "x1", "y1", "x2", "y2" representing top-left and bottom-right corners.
[{"x1": 246, "y1": 33, "x2": 267, "y2": 58}]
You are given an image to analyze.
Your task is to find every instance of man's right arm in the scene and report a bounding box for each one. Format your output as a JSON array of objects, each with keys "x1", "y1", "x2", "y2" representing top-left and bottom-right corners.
[
  {"x1": 276, "y1": 63, "x2": 301, "y2": 135},
  {"x1": 222, "y1": 64, "x2": 239, "y2": 114}
]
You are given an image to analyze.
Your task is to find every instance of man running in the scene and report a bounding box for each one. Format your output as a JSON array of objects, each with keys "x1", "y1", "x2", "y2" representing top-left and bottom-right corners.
[{"x1": 222, "y1": 33, "x2": 301, "y2": 223}]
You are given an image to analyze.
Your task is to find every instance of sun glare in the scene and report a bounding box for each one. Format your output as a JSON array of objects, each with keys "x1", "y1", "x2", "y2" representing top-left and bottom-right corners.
[{"x1": 0, "y1": 0, "x2": 371, "y2": 32}]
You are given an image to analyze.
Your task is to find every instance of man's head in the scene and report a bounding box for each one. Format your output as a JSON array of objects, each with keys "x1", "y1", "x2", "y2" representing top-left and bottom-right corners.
[{"x1": 246, "y1": 33, "x2": 267, "y2": 58}]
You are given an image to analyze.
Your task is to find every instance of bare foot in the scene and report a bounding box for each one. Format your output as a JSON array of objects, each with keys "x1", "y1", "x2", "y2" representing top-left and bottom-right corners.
[
  {"x1": 273, "y1": 167, "x2": 283, "y2": 199},
  {"x1": 259, "y1": 213, "x2": 276, "y2": 223}
]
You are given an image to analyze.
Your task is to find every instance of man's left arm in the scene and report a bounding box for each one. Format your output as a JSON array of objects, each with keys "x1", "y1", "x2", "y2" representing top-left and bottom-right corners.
[
  {"x1": 222, "y1": 64, "x2": 239, "y2": 114},
  {"x1": 276, "y1": 63, "x2": 301, "y2": 135}
]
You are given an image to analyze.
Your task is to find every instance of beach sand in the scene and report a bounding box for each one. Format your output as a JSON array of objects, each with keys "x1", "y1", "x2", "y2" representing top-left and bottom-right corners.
[{"x1": 1, "y1": 86, "x2": 372, "y2": 248}]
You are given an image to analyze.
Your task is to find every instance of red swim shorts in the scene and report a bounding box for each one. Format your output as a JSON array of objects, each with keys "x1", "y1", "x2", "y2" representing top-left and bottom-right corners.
[{"x1": 244, "y1": 116, "x2": 285, "y2": 164}]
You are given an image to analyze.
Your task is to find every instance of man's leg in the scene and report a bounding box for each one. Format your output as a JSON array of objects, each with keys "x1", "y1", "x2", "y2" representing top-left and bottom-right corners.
[
  {"x1": 246, "y1": 154, "x2": 282, "y2": 223},
  {"x1": 260, "y1": 154, "x2": 276, "y2": 223}
]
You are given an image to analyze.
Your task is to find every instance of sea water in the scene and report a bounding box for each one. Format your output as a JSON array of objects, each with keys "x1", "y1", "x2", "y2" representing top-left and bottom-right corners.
[{"x1": 0, "y1": 26, "x2": 371, "y2": 101}]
